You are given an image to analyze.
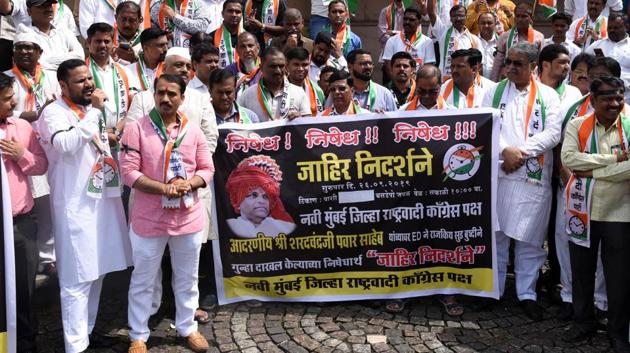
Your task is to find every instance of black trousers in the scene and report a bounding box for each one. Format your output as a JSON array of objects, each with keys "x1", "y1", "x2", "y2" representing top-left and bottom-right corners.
[
  {"x1": 570, "y1": 221, "x2": 630, "y2": 341},
  {"x1": 198, "y1": 241, "x2": 217, "y2": 299},
  {"x1": 13, "y1": 212, "x2": 39, "y2": 352},
  {"x1": 0, "y1": 39, "x2": 13, "y2": 72}
]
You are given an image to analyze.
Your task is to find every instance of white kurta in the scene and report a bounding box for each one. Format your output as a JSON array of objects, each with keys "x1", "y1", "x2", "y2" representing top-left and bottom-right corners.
[
  {"x1": 481, "y1": 80, "x2": 561, "y2": 246},
  {"x1": 37, "y1": 98, "x2": 132, "y2": 286}
]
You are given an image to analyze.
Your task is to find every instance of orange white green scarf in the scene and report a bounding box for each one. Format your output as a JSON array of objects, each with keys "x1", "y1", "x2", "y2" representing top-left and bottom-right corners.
[{"x1": 11, "y1": 64, "x2": 45, "y2": 111}]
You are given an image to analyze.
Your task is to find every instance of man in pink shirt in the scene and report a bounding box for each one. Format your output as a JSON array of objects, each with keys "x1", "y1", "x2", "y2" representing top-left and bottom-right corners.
[
  {"x1": 120, "y1": 74, "x2": 214, "y2": 353},
  {"x1": 0, "y1": 72, "x2": 48, "y2": 352}
]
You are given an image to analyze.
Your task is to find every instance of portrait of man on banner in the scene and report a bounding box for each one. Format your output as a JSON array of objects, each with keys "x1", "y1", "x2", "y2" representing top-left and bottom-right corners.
[{"x1": 225, "y1": 155, "x2": 296, "y2": 238}]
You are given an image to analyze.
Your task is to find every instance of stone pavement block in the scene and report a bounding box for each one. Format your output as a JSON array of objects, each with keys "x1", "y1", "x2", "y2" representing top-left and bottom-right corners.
[{"x1": 278, "y1": 340, "x2": 309, "y2": 353}]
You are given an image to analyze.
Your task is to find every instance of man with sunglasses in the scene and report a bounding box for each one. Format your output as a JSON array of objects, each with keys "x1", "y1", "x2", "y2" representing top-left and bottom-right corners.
[{"x1": 481, "y1": 42, "x2": 561, "y2": 321}]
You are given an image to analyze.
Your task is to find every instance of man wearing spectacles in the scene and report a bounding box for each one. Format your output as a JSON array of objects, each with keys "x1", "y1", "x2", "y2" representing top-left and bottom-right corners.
[
  {"x1": 400, "y1": 64, "x2": 452, "y2": 111},
  {"x1": 481, "y1": 42, "x2": 561, "y2": 321}
]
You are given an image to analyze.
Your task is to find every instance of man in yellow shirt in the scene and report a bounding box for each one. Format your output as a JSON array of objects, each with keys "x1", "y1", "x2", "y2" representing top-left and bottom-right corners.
[{"x1": 465, "y1": 0, "x2": 515, "y2": 35}]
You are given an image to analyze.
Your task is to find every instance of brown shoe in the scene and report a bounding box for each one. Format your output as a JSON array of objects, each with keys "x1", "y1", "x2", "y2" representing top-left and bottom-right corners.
[
  {"x1": 128, "y1": 340, "x2": 147, "y2": 353},
  {"x1": 186, "y1": 331, "x2": 209, "y2": 352}
]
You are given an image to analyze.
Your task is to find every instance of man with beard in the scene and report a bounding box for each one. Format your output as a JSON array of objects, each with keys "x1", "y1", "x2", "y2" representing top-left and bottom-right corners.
[
  {"x1": 542, "y1": 12, "x2": 581, "y2": 61},
  {"x1": 211, "y1": 68, "x2": 259, "y2": 124},
  {"x1": 127, "y1": 27, "x2": 169, "y2": 92},
  {"x1": 286, "y1": 47, "x2": 324, "y2": 116},
  {"x1": 476, "y1": 11, "x2": 498, "y2": 80},
  {"x1": 481, "y1": 42, "x2": 561, "y2": 321},
  {"x1": 382, "y1": 6, "x2": 435, "y2": 81},
  {"x1": 308, "y1": 31, "x2": 348, "y2": 82},
  {"x1": 341, "y1": 49, "x2": 396, "y2": 112},
  {"x1": 320, "y1": 69, "x2": 366, "y2": 116},
  {"x1": 210, "y1": 0, "x2": 242, "y2": 68},
  {"x1": 554, "y1": 55, "x2": 623, "y2": 322},
  {"x1": 386, "y1": 51, "x2": 417, "y2": 109},
  {"x1": 561, "y1": 76, "x2": 630, "y2": 353},
  {"x1": 400, "y1": 64, "x2": 452, "y2": 111},
  {"x1": 441, "y1": 48, "x2": 495, "y2": 108},
  {"x1": 426, "y1": 1, "x2": 481, "y2": 81},
  {"x1": 85, "y1": 23, "x2": 133, "y2": 154},
  {"x1": 0, "y1": 72, "x2": 48, "y2": 353},
  {"x1": 226, "y1": 32, "x2": 263, "y2": 98},
  {"x1": 491, "y1": 2, "x2": 543, "y2": 81},
  {"x1": 16, "y1": 0, "x2": 83, "y2": 72},
  {"x1": 121, "y1": 73, "x2": 213, "y2": 353},
  {"x1": 586, "y1": 12, "x2": 630, "y2": 101},
  {"x1": 538, "y1": 44, "x2": 582, "y2": 102},
  {"x1": 238, "y1": 46, "x2": 310, "y2": 120},
  {"x1": 326, "y1": 0, "x2": 361, "y2": 58},
  {"x1": 37, "y1": 58, "x2": 133, "y2": 353},
  {"x1": 4, "y1": 30, "x2": 59, "y2": 281},
  {"x1": 114, "y1": 1, "x2": 143, "y2": 65},
  {"x1": 568, "y1": 0, "x2": 608, "y2": 50},
  {"x1": 188, "y1": 43, "x2": 220, "y2": 98},
  {"x1": 268, "y1": 8, "x2": 313, "y2": 53}
]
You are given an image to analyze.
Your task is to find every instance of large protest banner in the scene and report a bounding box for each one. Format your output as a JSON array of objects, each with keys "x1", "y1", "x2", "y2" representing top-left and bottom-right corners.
[{"x1": 212, "y1": 109, "x2": 500, "y2": 304}]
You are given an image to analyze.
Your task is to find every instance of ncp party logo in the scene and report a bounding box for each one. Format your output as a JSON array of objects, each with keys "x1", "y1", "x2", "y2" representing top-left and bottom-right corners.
[{"x1": 442, "y1": 144, "x2": 483, "y2": 181}]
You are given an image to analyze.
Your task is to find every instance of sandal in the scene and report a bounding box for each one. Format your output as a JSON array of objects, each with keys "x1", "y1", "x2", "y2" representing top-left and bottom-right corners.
[
  {"x1": 246, "y1": 300, "x2": 263, "y2": 308},
  {"x1": 194, "y1": 308, "x2": 210, "y2": 324},
  {"x1": 439, "y1": 296, "x2": 464, "y2": 316},
  {"x1": 385, "y1": 299, "x2": 406, "y2": 313}
]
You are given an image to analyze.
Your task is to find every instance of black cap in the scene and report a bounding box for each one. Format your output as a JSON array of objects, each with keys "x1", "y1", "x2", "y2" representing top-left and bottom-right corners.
[{"x1": 26, "y1": 0, "x2": 57, "y2": 8}]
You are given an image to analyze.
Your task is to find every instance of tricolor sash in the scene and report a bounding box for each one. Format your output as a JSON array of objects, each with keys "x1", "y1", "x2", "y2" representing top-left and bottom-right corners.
[
  {"x1": 321, "y1": 101, "x2": 364, "y2": 116},
  {"x1": 11, "y1": 64, "x2": 46, "y2": 111},
  {"x1": 385, "y1": 0, "x2": 404, "y2": 30},
  {"x1": 405, "y1": 95, "x2": 446, "y2": 111},
  {"x1": 442, "y1": 76, "x2": 480, "y2": 108},
  {"x1": 257, "y1": 78, "x2": 290, "y2": 120},
  {"x1": 506, "y1": 26, "x2": 534, "y2": 52},
  {"x1": 329, "y1": 22, "x2": 352, "y2": 57},
  {"x1": 575, "y1": 15, "x2": 607, "y2": 47},
  {"x1": 305, "y1": 78, "x2": 325, "y2": 116},
  {"x1": 245, "y1": 0, "x2": 279, "y2": 43},
  {"x1": 136, "y1": 53, "x2": 164, "y2": 91},
  {"x1": 492, "y1": 78, "x2": 547, "y2": 184},
  {"x1": 565, "y1": 112, "x2": 630, "y2": 247},
  {"x1": 562, "y1": 94, "x2": 592, "y2": 132},
  {"x1": 214, "y1": 25, "x2": 241, "y2": 68},
  {"x1": 235, "y1": 61, "x2": 261, "y2": 97},
  {"x1": 401, "y1": 28, "x2": 425, "y2": 65},
  {"x1": 86, "y1": 57, "x2": 131, "y2": 124},
  {"x1": 62, "y1": 96, "x2": 121, "y2": 198},
  {"x1": 159, "y1": 0, "x2": 194, "y2": 47},
  {"x1": 234, "y1": 103, "x2": 252, "y2": 124},
  {"x1": 148, "y1": 108, "x2": 194, "y2": 209},
  {"x1": 442, "y1": 26, "x2": 477, "y2": 77}
]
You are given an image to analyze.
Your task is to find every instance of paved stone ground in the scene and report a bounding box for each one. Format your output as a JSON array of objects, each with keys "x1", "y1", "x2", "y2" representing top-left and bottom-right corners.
[{"x1": 33, "y1": 270, "x2": 613, "y2": 353}]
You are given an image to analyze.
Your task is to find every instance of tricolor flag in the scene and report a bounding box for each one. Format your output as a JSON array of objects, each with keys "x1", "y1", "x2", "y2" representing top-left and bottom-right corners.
[
  {"x1": 0, "y1": 158, "x2": 16, "y2": 353},
  {"x1": 538, "y1": 0, "x2": 557, "y2": 18}
]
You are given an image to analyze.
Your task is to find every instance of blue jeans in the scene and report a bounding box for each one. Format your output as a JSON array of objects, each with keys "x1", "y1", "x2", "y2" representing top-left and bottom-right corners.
[{"x1": 310, "y1": 15, "x2": 330, "y2": 39}]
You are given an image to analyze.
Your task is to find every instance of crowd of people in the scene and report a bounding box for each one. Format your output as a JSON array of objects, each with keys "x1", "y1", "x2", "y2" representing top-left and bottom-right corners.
[{"x1": 1, "y1": 0, "x2": 630, "y2": 352}]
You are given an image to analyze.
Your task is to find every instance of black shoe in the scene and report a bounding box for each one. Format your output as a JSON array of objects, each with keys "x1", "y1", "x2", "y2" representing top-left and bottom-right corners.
[
  {"x1": 562, "y1": 324, "x2": 596, "y2": 343},
  {"x1": 88, "y1": 332, "x2": 119, "y2": 348},
  {"x1": 611, "y1": 338, "x2": 630, "y2": 353},
  {"x1": 557, "y1": 302, "x2": 573, "y2": 321},
  {"x1": 520, "y1": 300, "x2": 543, "y2": 321},
  {"x1": 469, "y1": 297, "x2": 498, "y2": 312}
]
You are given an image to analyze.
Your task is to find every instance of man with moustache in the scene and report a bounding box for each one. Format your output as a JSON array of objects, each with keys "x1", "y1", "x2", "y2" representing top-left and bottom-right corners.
[
  {"x1": 210, "y1": 0, "x2": 243, "y2": 68},
  {"x1": 491, "y1": 2, "x2": 544, "y2": 81},
  {"x1": 326, "y1": 0, "x2": 361, "y2": 57},
  {"x1": 121, "y1": 74, "x2": 213, "y2": 353},
  {"x1": 568, "y1": 0, "x2": 609, "y2": 49},
  {"x1": 268, "y1": 8, "x2": 313, "y2": 53},
  {"x1": 342, "y1": 49, "x2": 396, "y2": 112},
  {"x1": 237, "y1": 46, "x2": 310, "y2": 120},
  {"x1": 538, "y1": 44, "x2": 582, "y2": 102},
  {"x1": 569, "y1": 54, "x2": 596, "y2": 96},
  {"x1": 441, "y1": 48, "x2": 495, "y2": 108},
  {"x1": 319, "y1": 70, "x2": 366, "y2": 116},
  {"x1": 286, "y1": 47, "x2": 324, "y2": 116},
  {"x1": 226, "y1": 32, "x2": 263, "y2": 98},
  {"x1": 210, "y1": 68, "x2": 259, "y2": 124},
  {"x1": 114, "y1": 1, "x2": 143, "y2": 65},
  {"x1": 477, "y1": 11, "x2": 499, "y2": 80},
  {"x1": 188, "y1": 43, "x2": 220, "y2": 98},
  {"x1": 481, "y1": 42, "x2": 561, "y2": 321},
  {"x1": 542, "y1": 12, "x2": 581, "y2": 61},
  {"x1": 37, "y1": 58, "x2": 133, "y2": 353},
  {"x1": 386, "y1": 51, "x2": 417, "y2": 109},
  {"x1": 126, "y1": 28, "x2": 169, "y2": 92},
  {"x1": 308, "y1": 31, "x2": 348, "y2": 82}
]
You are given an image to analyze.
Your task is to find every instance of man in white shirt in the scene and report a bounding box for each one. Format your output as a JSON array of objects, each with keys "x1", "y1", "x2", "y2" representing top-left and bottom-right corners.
[
  {"x1": 440, "y1": 48, "x2": 495, "y2": 108},
  {"x1": 481, "y1": 42, "x2": 561, "y2": 321},
  {"x1": 15, "y1": 0, "x2": 83, "y2": 72},
  {"x1": 126, "y1": 27, "x2": 169, "y2": 92},
  {"x1": 427, "y1": 1, "x2": 481, "y2": 80},
  {"x1": 237, "y1": 46, "x2": 310, "y2": 120},
  {"x1": 286, "y1": 47, "x2": 325, "y2": 116},
  {"x1": 85, "y1": 23, "x2": 133, "y2": 153},
  {"x1": 203, "y1": 0, "x2": 224, "y2": 33},
  {"x1": 4, "y1": 0, "x2": 78, "y2": 36},
  {"x1": 38, "y1": 58, "x2": 133, "y2": 353},
  {"x1": 477, "y1": 11, "x2": 498, "y2": 80},
  {"x1": 564, "y1": 0, "x2": 622, "y2": 21},
  {"x1": 567, "y1": 0, "x2": 608, "y2": 50},
  {"x1": 543, "y1": 12, "x2": 581, "y2": 61},
  {"x1": 79, "y1": 0, "x2": 148, "y2": 39},
  {"x1": 586, "y1": 12, "x2": 630, "y2": 101},
  {"x1": 188, "y1": 43, "x2": 219, "y2": 98},
  {"x1": 538, "y1": 44, "x2": 583, "y2": 102},
  {"x1": 382, "y1": 6, "x2": 435, "y2": 80}
]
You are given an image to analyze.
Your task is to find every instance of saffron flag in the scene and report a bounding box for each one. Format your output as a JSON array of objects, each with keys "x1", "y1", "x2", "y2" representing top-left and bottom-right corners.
[
  {"x1": 0, "y1": 158, "x2": 16, "y2": 353},
  {"x1": 538, "y1": 0, "x2": 557, "y2": 18}
]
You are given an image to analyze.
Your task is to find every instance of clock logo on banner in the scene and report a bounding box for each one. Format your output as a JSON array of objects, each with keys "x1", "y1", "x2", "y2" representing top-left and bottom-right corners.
[{"x1": 442, "y1": 144, "x2": 483, "y2": 182}]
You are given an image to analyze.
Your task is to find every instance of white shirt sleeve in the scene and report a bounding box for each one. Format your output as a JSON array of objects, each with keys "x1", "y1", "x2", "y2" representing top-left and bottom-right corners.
[
  {"x1": 382, "y1": 36, "x2": 396, "y2": 61},
  {"x1": 78, "y1": 0, "x2": 95, "y2": 39}
]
